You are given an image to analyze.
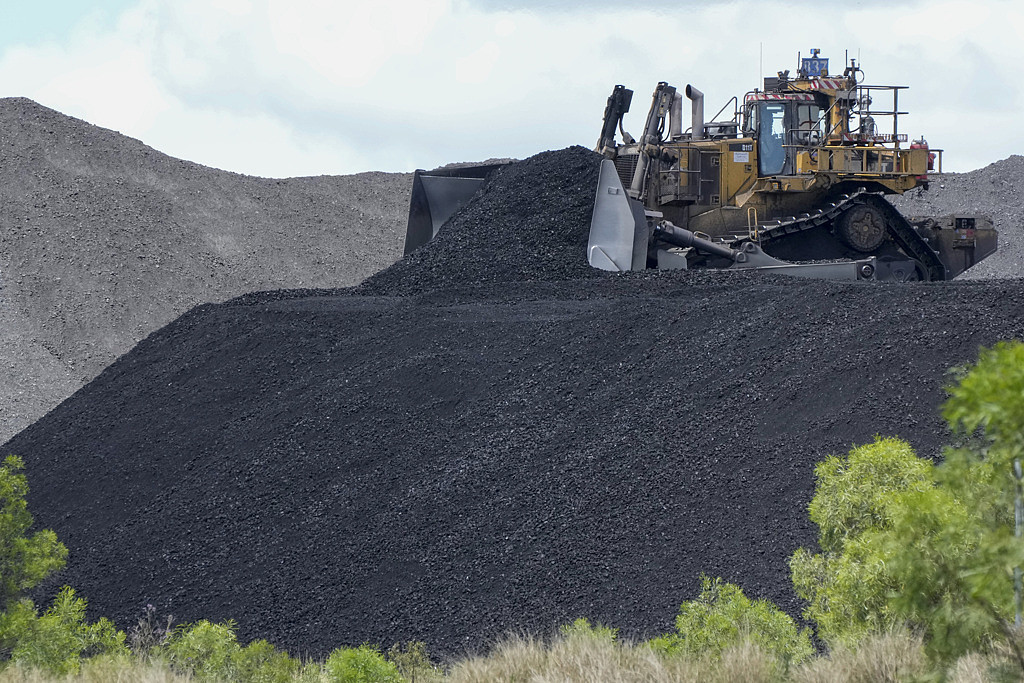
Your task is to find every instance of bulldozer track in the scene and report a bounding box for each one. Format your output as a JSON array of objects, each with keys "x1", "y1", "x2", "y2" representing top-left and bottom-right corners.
[{"x1": 730, "y1": 189, "x2": 947, "y2": 281}]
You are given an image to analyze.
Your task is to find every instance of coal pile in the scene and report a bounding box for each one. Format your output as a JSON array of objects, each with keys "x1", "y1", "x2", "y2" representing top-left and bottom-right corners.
[
  {"x1": 358, "y1": 146, "x2": 601, "y2": 295},
  {"x1": 6, "y1": 146, "x2": 1024, "y2": 660},
  {"x1": 0, "y1": 98, "x2": 412, "y2": 443}
]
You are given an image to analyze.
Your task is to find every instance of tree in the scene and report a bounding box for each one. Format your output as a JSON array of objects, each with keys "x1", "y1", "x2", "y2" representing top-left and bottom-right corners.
[
  {"x1": 0, "y1": 456, "x2": 129, "y2": 674},
  {"x1": 791, "y1": 341, "x2": 1024, "y2": 663},
  {"x1": 0, "y1": 455, "x2": 67, "y2": 612},
  {"x1": 789, "y1": 436, "x2": 950, "y2": 645}
]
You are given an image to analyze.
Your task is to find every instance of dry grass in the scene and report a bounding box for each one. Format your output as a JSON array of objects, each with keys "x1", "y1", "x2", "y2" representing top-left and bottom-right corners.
[
  {"x1": 446, "y1": 633, "x2": 696, "y2": 683},
  {"x1": 444, "y1": 632, "x2": 796, "y2": 683},
  {"x1": 3, "y1": 631, "x2": 1024, "y2": 682},
  {"x1": 947, "y1": 652, "x2": 997, "y2": 683},
  {"x1": 0, "y1": 656, "x2": 190, "y2": 683},
  {"x1": 790, "y1": 630, "x2": 928, "y2": 683}
]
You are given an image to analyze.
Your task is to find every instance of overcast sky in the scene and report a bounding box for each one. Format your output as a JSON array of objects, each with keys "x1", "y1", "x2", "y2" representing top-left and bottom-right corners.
[{"x1": 1, "y1": 0, "x2": 1019, "y2": 177}]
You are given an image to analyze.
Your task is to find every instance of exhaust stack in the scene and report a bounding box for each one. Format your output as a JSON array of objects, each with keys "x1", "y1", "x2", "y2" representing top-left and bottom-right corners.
[
  {"x1": 685, "y1": 84, "x2": 704, "y2": 140},
  {"x1": 669, "y1": 92, "x2": 683, "y2": 139}
]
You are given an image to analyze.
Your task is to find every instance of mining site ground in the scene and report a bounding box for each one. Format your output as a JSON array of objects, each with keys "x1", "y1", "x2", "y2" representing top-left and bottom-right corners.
[{"x1": 2, "y1": 105, "x2": 1024, "y2": 658}]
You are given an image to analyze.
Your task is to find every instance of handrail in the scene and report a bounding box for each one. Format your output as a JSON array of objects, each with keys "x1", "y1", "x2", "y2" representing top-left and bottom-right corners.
[{"x1": 709, "y1": 96, "x2": 740, "y2": 124}]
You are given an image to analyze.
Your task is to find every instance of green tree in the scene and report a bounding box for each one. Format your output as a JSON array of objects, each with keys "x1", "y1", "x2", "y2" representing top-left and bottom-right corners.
[
  {"x1": 790, "y1": 436, "x2": 951, "y2": 644},
  {"x1": 0, "y1": 455, "x2": 68, "y2": 612},
  {"x1": 791, "y1": 341, "x2": 1024, "y2": 663},
  {"x1": 648, "y1": 575, "x2": 813, "y2": 668},
  {"x1": 0, "y1": 586, "x2": 126, "y2": 675}
]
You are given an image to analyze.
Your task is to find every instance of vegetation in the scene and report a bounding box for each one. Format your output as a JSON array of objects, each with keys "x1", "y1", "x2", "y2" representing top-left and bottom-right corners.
[
  {"x1": 3, "y1": 341, "x2": 1024, "y2": 681},
  {"x1": 0, "y1": 588, "x2": 125, "y2": 675},
  {"x1": 0, "y1": 455, "x2": 67, "y2": 613},
  {"x1": 792, "y1": 341, "x2": 1024, "y2": 664},
  {"x1": 647, "y1": 575, "x2": 812, "y2": 668}
]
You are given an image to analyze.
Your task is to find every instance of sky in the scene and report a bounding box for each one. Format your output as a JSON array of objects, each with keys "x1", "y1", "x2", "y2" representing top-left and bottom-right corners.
[{"x1": 0, "y1": 0, "x2": 1020, "y2": 178}]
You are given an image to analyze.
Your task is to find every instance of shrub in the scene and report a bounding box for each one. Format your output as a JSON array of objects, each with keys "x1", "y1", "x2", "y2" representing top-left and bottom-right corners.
[
  {"x1": 558, "y1": 617, "x2": 618, "y2": 641},
  {"x1": 648, "y1": 575, "x2": 812, "y2": 668},
  {"x1": 233, "y1": 638, "x2": 301, "y2": 683},
  {"x1": 386, "y1": 641, "x2": 440, "y2": 681},
  {"x1": 0, "y1": 455, "x2": 67, "y2": 613},
  {"x1": 0, "y1": 587, "x2": 126, "y2": 675},
  {"x1": 165, "y1": 619, "x2": 240, "y2": 679},
  {"x1": 324, "y1": 644, "x2": 403, "y2": 683},
  {"x1": 789, "y1": 436, "x2": 945, "y2": 644},
  {"x1": 163, "y1": 619, "x2": 307, "y2": 682}
]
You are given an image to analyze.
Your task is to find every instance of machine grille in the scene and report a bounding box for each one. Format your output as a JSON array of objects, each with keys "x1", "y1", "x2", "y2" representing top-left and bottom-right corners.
[{"x1": 613, "y1": 154, "x2": 639, "y2": 188}]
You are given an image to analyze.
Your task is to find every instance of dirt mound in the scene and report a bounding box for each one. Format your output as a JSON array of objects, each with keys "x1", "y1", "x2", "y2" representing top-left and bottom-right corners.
[
  {"x1": 0, "y1": 98, "x2": 412, "y2": 443},
  {"x1": 5, "y1": 146, "x2": 1024, "y2": 659}
]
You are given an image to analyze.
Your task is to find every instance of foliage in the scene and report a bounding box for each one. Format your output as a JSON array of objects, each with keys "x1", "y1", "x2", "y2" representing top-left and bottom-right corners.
[
  {"x1": 792, "y1": 342, "x2": 1024, "y2": 663},
  {"x1": 0, "y1": 587, "x2": 126, "y2": 675},
  {"x1": 943, "y1": 341, "x2": 1024, "y2": 466},
  {"x1": 790, "y1": 436, "x2": 949, "y2": 643},
  {"x1": 165, "y1": 619, "x2": 239, "y2": 679},
  {"x1": 386, "y1": 641, "x2": 440, "y2": 681},
  {"x1": 648, "y1": 575, "x2": 813, "y2": 668},
  {"x1": 0, "y1": 456, "x2": 67, "y2": 613},
  {"x1": 165, "y1": 619, "x2": 300, "y2": 682},
  {"x1": 791, "y1": 436, "x2": 1014, "y2": 658},
  {"x1": 323, "y1": 644, "x2": 403, "y2": 683},
  {"x1": 558, "y1": 617, "x2": 618, "y2": 641},
  {"x1": 232, "y1": 638, "x2": 302, "y2": 683}
]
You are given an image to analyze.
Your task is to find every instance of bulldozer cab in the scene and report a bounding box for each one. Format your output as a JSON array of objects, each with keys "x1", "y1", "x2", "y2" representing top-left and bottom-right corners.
[{"x1": 744, "y1": 100, "x2": 823, "y2": 177}]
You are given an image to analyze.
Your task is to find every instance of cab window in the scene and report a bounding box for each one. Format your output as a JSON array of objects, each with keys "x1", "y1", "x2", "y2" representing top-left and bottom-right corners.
[
  {"x1": 795, "y1": 104, "x2": 822, "y2": 145},
  {"x1": 758, "y1": 103, "x2": 786, "y2": 175}
]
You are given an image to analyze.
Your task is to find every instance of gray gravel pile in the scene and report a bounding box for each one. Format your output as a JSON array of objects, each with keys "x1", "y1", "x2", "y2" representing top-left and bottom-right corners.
[
  {"x1": 0, "y1": 98, "x2": 412, "y2": 442},
  {"x1": 891, "y1": 156, "x2": 1024, "y2": 278}
]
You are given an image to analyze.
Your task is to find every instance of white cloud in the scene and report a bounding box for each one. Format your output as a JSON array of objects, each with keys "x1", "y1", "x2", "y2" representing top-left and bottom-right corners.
[
  {"x1": 265, "y1": 0, "x2": 449, "y2": 89},
  {"x1": 455, "y1": 41, "x2": 501, "y2": 84},
  {"x1": 0, "y1": 0, "x2": 1020, "y2": 176}
]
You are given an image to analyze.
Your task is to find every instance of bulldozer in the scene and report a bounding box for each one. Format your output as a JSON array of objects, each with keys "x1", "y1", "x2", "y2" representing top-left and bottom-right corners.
[{"x1": 405, "y1": 50, "x2": 996, "y2": 282}]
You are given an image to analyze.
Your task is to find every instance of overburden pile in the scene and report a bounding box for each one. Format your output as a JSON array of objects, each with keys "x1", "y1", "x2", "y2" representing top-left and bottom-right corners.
[{"x1": 5, "y1": 146, "x2": 1024, "y2": 658}]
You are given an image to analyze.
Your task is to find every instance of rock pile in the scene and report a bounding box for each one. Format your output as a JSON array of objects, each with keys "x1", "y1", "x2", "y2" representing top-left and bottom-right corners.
[{"x1": 0, "y1": 98, "x2": 411, "y2": 442}]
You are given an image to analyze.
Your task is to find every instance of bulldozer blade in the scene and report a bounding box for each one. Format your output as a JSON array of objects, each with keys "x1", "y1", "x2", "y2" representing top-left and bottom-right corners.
[
  {"x1": 403, "y1": 164, "x2": 509, "y2": 255},
  {"x1": 588, "y1": 160, "x2": 648, "y2": 271}
]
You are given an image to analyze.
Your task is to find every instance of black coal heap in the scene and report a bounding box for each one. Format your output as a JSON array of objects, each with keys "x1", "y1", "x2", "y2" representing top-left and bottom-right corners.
[{"x1": 6, "y1": 147, "x2": 1024, "y2": 658}]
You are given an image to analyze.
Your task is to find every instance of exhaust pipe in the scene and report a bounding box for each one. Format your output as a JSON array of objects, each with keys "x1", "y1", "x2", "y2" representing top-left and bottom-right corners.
[
  {"x1": 685, "y1": 84, "x2": 704, "y2": 140},
  {"x1": 669, "y1": 92, "x2": 683, "y2": 139}
]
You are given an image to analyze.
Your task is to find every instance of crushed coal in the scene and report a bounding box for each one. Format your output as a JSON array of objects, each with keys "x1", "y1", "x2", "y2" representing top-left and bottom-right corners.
[
  {"x1": 356, "y1": 146, "x2": 603, "y2": 296},
  {"x1": 5, "y1": 144, "x2": 1024, "y2": 661}
]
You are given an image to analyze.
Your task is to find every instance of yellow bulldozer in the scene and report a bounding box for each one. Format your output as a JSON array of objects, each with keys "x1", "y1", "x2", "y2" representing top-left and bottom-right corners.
[{"x1": 407, "y1": 50, "x2": 997, "y2": 282}]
